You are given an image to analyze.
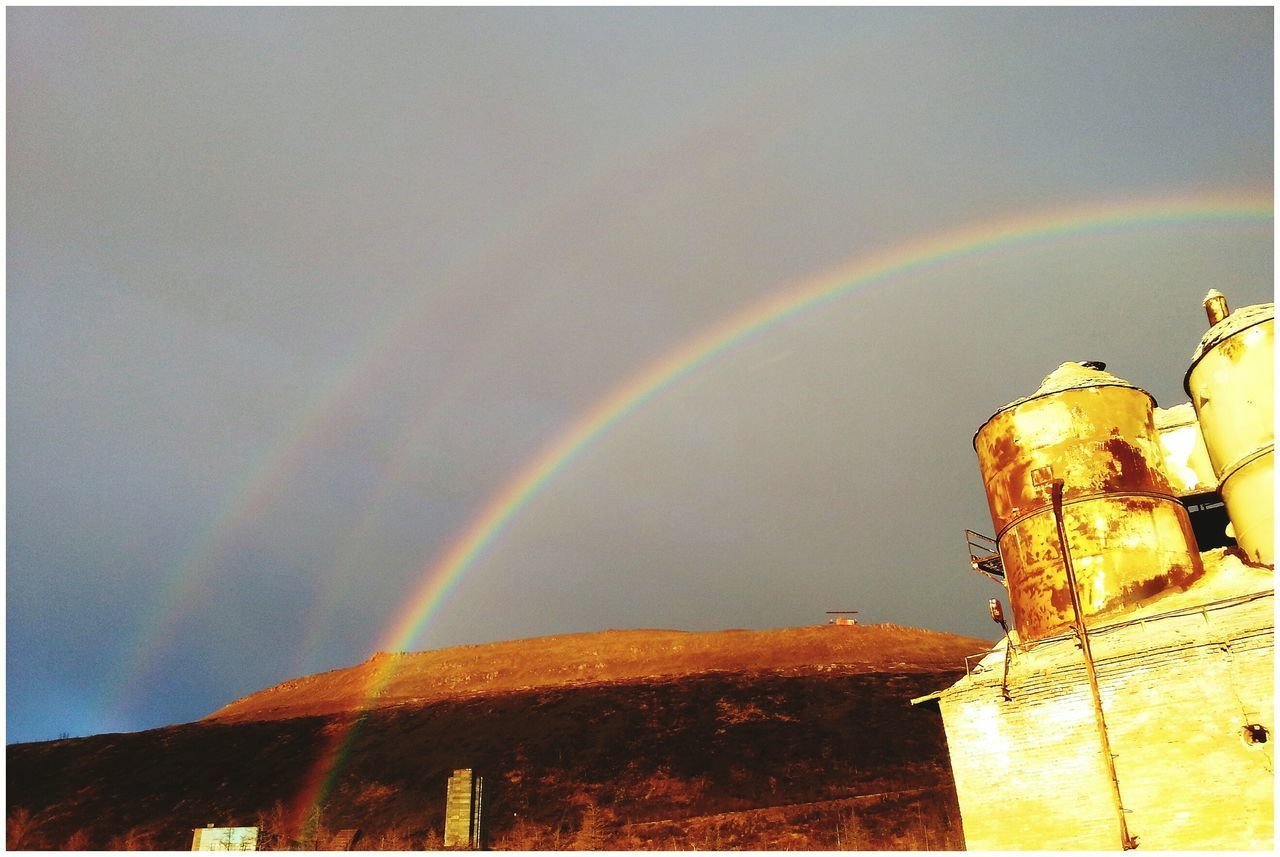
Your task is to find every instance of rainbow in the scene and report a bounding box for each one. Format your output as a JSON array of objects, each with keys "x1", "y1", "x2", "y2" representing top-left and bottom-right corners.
[
  {"x1": 102, "y1": 346, "x2": 389, "y2": 719},
  {"x1": 286, "y1": 191, "x2": 1270, "y2": 825},
  {"x1": 106, "y1": 79, "x2": 796, "y2": 718},
  {"x1": 378, "y1": 191, "x2": 1271, "y2": 655}
]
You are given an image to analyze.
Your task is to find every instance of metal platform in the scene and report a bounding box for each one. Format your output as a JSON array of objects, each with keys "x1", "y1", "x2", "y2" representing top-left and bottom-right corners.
[{"x1": 965, "y1": 529, "x2": 1005, "y2": 584}]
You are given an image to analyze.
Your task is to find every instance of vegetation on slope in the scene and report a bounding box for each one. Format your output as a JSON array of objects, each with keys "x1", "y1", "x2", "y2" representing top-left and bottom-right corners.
[
  {"x1": 210, "y1": 624, "x2": 989, "y2": 722},
  {"x1": 8, "y1": 625, "x2": 988, "y2": 850}
]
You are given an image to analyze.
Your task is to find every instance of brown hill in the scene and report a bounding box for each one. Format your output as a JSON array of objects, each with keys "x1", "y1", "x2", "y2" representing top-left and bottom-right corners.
[
  {"x1": 209, "y1": 624, "x2": 990, "y2": 722},
  {"x1": 8, "y1": 624, "x2": 991, "y2": 850}
]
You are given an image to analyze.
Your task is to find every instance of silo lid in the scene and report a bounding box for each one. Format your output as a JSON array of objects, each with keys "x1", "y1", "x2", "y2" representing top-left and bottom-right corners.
[
  {"x1": 1006, "y1": 361, "x2": 1154, "y2": 410},
  {"x1": 973, "y1": 362, "x2": 1155, "y2": 449},
  {"x1": 1183, "y1": 302, "x2": 1275, "y2": 396}
]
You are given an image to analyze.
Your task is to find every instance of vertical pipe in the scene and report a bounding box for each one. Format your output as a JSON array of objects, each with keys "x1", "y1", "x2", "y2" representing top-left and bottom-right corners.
[
  {"x1": 1203, "y1": 289, "x2": 1230, "y2": 325},
  {"x1": 999, "y1": 636, "x2": 1014, "y2": 701},
  {"x1": 990, "y1": 598, "x2": 1015, "y2": 701},
  {"x1": 472, "y1": 774, "x2": 484, "y2": 849},
  {"x1": 1050, "y1": 480, "x2": 1138, "y2": 851}
]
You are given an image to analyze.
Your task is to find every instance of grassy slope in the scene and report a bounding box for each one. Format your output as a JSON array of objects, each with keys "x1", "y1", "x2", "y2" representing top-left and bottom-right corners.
[
  {"x1": 209, "y1": 624, "x2": 990, "y2": 722},
  {"x1": 8, "y1": 625, "x2": 989, "y2": 850}
]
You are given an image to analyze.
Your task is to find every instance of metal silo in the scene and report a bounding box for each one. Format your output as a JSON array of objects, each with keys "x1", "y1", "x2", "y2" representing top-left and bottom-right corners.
[
  {"x1": 1184, "y1": 291, "x2": 1274, "y2": 565},
  {"x1": 974, "y1": 362, "x2": 1204, "y2": 641},
  {"x1": 1153, "y1": 403, "x2": 1216, "y2": 498}
]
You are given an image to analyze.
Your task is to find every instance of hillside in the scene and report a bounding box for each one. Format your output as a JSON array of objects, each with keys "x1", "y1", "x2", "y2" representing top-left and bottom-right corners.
[
  {"x1": 209, "y1": 624, "x2": 989, "y2": 722},
  {"x1": 8, "y1": 624, "x2": 991, "y2": 850}
]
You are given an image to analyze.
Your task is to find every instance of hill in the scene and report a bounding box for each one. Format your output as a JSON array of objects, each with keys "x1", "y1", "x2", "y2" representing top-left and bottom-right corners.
[
  {"x1": 209, "y1": 624, "x2": 988, "y2": 722},
  {"x1": 7, "y1": 624, "x2": 991, "y2": 850}
]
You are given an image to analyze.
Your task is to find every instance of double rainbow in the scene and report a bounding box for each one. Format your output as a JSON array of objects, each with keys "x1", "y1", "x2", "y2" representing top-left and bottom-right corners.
[
  {"x1": 284, "y1": 191, "x2": 1269, "y2": 827},
  {"x1": 380, "y1": 191, "x2": 1271, "y2": 655}
]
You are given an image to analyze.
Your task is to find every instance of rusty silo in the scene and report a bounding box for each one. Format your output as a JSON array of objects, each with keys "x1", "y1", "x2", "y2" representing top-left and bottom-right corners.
[
  {"x1": 1184, "y1": 291, "x2": 1275, "y2": 565},
  {"x1": 974, "y1": 361, "x2": 1204, "y2": 641}
]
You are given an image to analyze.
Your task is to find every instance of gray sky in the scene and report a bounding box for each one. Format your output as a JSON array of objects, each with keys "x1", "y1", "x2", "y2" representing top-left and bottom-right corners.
[{"x1": 6, "y1": 7, "x2": 1272, "y2": 742}]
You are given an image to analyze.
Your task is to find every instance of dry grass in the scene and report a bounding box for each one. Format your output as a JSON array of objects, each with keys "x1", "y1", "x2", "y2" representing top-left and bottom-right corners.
[
  {"x1": 105, "y1": 825, "x2": 157, "y2": 850},
  {"x1": 609, "y1": 787, "x2": 964, "y2": 851},
  {"x1": 6, "y1": 807, "x2": 43, "y2": 850},
  {"x1": 10, "y1": 628, "x2": 974, "y2": 850},
  {"x1": 209, "y1": 625, "x2": 989, "y2": 723},
  {"x1": 58, "y1": 828, "x2": 92, "y2": 851}
]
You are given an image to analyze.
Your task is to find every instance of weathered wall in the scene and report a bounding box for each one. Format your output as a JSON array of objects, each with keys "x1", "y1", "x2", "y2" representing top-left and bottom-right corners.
[
  {"x1": 443, "y1": 768, "x2": 476, "y2": 849},
  {"x1": 939, "y1": 590, "x2": 1273, "y2": 850}
]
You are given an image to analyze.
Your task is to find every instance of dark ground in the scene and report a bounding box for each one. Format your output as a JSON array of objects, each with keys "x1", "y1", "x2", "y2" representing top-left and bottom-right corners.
[{"x1": 7, "y1": 668, "x2": 965, "y2": 850}]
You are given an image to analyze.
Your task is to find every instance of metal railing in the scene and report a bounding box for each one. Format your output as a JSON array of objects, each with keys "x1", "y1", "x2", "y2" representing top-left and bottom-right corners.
[{"x1": 964, "y1": 529, "x2": 1005, "y2": 583}]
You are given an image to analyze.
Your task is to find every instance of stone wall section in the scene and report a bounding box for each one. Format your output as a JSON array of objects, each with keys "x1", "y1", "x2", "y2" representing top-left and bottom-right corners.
[{"x1": 444, "y1": 768, "x2": 477, "y2": 849}]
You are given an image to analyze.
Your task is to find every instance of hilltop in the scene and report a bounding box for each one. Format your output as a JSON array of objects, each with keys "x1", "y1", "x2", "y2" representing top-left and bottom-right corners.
[
  {"x1": 209, "y1": 624, "x2": 989, "y2": 722},
  {"x1": 9, "y1": 624, "x2": 991, "y2": 850}
]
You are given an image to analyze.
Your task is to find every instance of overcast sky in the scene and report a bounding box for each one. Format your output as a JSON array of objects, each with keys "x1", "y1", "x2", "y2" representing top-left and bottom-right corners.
[{"x1": 7, "y1": 7, "x2": 1273, "y2": 743}]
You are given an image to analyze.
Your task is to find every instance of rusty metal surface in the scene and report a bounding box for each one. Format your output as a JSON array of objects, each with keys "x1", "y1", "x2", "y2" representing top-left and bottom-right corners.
[
  {"x1": 976, "y1": 372, "x2": 1173, "y2": 533},
  {"x1": 1186, "y1": 306, "x2": 1273, "y2": 565},
  {"x1": 975, "y1": 364, "x2": 1203, "y2": 641},
  {"x1": 997, "y1": 496, "x2": 1203, "y2": 640}
]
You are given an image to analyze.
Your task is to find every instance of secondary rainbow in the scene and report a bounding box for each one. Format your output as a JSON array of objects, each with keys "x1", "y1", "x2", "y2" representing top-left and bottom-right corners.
[
  {"x1": 286, "y1": 191, "x2": 1270, "y2": 826},
  {"x1": 377, "y1": 191, "x2": 1271, "y2": 655}
]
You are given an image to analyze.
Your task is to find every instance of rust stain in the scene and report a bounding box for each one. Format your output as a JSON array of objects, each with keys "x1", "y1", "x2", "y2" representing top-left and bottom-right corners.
[
  {"x1": 1118, "y1": 495, "x2": 1157, "y2": 515},
  {"x1": 1217, "y1": 332, "x2": 1245, "y2": 363},
  {"x1": 981, "y1": 418, "x2": 1034, "y2": 530},
  {"x1": 1123, "y1": 573, "x2": 1171, "y2": 603},
  {"x1": 1046, "y1": 576, "x2": 1073, "y2": 616},
  {"x1": 1100, "y1": 437, "x2": 1156, "y2": 491},
  {"x1": 987, "y1": 427, "x2": 1021, "y2": 472}
]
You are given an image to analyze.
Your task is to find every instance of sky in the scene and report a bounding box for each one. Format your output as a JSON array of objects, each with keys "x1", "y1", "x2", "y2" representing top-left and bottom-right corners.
[{"x1": 6, "y1": 7, "x2": 1273, "y2": 743}]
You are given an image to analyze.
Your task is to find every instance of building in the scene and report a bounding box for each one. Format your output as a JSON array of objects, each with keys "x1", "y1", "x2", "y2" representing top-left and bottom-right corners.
[
  {"x1": 916, "y1": 293, "x2": 1274, "y2": 850},
  {"x1": 443, "y1": 768, "x2": 484, "y2": 849}
]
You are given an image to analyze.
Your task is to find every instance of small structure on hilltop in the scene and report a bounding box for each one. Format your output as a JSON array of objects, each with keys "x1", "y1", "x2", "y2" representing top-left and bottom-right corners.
[
  {"x1": 825, "y1": 611, "x2": 859, "y2": 625},
  {"x1": 915, "y1": 292, "x2": 1274, "y2": 851},
  {"x1": 444, "y1": 768, "x2": 484, "y2": 849}
]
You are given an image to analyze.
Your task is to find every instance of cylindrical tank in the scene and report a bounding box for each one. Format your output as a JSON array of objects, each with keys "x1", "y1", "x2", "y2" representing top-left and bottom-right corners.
[
  {"x1": 1184, "y1": 293, "x2": 1274, "y2": 565},
  {"x1": 1153, "y1": 403, "x2": 1216, "y2": 498},
  {"x1": 974, "y1": 362, "x2": 1204, "y2": 641}
]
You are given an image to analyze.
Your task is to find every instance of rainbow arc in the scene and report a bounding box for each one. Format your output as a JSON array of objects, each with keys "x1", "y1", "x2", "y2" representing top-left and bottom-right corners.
[{"x1": 288, "y1": 191, "x2": 1271, "y2": 826}]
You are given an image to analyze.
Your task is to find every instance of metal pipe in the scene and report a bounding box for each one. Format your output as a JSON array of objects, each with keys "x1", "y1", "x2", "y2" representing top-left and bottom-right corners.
[
  {"x1": 999, "y1": 636, "x2": 1014, "y2": 702},
  {"x1": 1050, "y1": 479, "x2": 1138, "y2": 851},
  {"x1": 472, "y1": 774, "x2": 484, "y2": 849},
  {"x1": 989, "y1": 598, "x2": 1015, "y2": 700},
  {"x1": 1203, "y1": 289, "x2": 1230, "y2": 325}
]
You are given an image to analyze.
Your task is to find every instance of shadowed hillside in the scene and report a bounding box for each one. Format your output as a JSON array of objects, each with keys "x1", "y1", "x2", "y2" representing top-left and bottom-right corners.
[{"x1": 8, "y1": 625, "x2": 989, "y2": 850}]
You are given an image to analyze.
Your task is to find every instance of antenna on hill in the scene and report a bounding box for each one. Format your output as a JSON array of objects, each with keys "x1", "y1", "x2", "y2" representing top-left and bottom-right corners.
[{"x1": 826, "y1": 611, "x2": 859, "y2": 626}]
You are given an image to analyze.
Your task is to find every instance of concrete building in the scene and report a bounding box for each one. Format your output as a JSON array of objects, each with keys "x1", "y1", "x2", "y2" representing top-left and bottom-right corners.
[
  {"x1": 443, "y1": 768, "x2": 484, "y2": 849},
  {"x1": 917, "y1": 293, "x2": 1274, "y2": 850}
]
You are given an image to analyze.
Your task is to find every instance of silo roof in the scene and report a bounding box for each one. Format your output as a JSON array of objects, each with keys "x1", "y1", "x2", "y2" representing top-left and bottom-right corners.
[
  {"x1": 1007, "y1": 362, "x2": 1152, "y2": 409},
  {"x1": 974, "y1": 362, "x2": 1155, "y2": 449},
  {"x1": 1183, "y1": 302, "x2": 1275, "y2": 395}
]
